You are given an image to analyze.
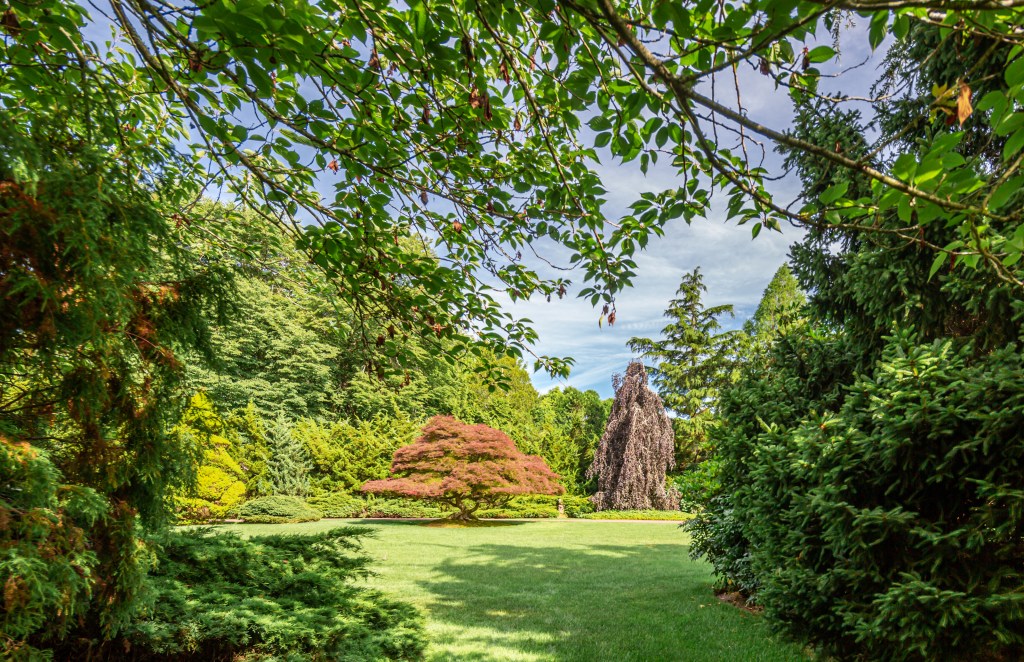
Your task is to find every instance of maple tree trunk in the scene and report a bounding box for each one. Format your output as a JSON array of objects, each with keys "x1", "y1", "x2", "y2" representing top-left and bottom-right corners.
[{"x1": 446, "y1": 495, "x2": 480, "y2": 521}]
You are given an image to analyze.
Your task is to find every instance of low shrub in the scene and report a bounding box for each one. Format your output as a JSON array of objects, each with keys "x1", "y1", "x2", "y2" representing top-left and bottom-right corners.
[
  {"x1": 124, "y1": 528, "x2": 425, "y2": 660},
  {"x1": 302, "y1": 494, "x2": 446, "y2": 519},
  {"x1": 478, "y1": 495, "x2": 557, "y2": 518},
  {"x1": 562, "y1": 495, "x2": 596, "y2": 518},
  {"x1": 361, "y1": 496, "x2": 445, "y2": 518},
  {"x1": 305, "y1": 492, "x2": 363, "y2": 518},
  {"x1": 236, "y1": 495, "x2": 322, "y2": 523},
  {"x1": 582, "y1": 510, "x2": 693, "y2": 521},
  {"x1": 302, "y1": 493, "x2": 601, "y2": 520},
  {"x1": 477, "y1": 495, "x2": 596, "y2": 518}
]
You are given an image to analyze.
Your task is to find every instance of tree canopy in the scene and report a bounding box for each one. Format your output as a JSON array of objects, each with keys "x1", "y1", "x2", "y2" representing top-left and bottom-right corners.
[
  {"x1": 628, "y1": 268, "x2": 742, "y2": 466},
  {"x1": 362, "y1": 415, "x2": 563, "y2": 520},
  {"x1": 6, "y1": 0, "x2": 1024, "y2": 657},
  {"x1": 685, "y1": 11, "x2": 1024, "y2": 658},
  {"x1": 8, "y1": 0, "x2": 1023, "y2": 379}
]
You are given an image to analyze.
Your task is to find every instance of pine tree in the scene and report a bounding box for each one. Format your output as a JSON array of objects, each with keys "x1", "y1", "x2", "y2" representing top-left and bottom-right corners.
[
  {"x1": 587, "y1": 362, "x2": 676, "y2": 511},
  {"x1": 627, "y1": 268, "x2": 742, "y2": 466},
  {"x1": 266, "y1": 415, "x2": 311, "y2": 498}
]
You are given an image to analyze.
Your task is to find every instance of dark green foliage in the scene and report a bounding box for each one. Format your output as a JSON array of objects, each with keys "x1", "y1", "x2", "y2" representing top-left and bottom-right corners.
[
  {"x1": 124, "y1": 528, "x2": 425, "y2": 660},
  {"x1": 237, "y1": 496, "x2": 322, "y2": 524},
  {"x1": 690, "y1": 24, "x2": 1024, "y2": 657},
  {"x1": 0, "y1": 106, "x2": 229, "y2": 647},
  {"x1": 688, "y1": 328, "x2": 862, "y2": 596},
  {"x1": 732, "y1": 336, "x2": 1024, "y2": 660}
]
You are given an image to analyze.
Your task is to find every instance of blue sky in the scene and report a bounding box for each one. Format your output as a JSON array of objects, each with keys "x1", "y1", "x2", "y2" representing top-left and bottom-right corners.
[{"x1": 503, "y1": 169, "x2": 802, "y2": 400}]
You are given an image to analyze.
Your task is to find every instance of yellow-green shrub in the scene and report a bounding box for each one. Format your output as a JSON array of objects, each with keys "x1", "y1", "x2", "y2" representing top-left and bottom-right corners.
[{"x1": 174, "y1": 394, "x2": 247, "y2": 522}]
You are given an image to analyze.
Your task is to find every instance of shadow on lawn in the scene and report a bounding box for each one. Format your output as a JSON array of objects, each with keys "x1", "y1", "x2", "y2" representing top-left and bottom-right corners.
[{"x1": 417, "y1": 541, "x2": 776, "y2": 662}]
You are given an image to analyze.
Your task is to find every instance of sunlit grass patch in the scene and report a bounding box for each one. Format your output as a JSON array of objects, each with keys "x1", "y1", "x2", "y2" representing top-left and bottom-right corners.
[{"x1": 210, "y1": 519, "x2": 808, "y2": 661}]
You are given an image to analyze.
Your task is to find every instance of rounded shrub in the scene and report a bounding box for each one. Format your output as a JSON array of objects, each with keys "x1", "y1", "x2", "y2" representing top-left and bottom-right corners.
[
  {"x1": 305, "y1": 492, "x2": 363, "y2": 518},
  {"x1": 236, "y1": 495, "x2": 322, "y2": 524},
  {"x1": 478, "y1": 495, "x2": 560, "y2": 519},
  {"x1": 361, "y1": 496, "x2": 444, "y2": 518}
]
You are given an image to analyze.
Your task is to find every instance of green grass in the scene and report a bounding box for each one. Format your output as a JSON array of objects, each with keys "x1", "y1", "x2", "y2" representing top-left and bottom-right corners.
[{"x1": 208, "y1": 519, "x2": 809, "y2": 661}]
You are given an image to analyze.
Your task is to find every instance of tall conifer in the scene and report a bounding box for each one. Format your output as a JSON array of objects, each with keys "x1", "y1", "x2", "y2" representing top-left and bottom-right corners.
[{"x1": 628, "y1": 268, "x2": 742, "y2": 466}]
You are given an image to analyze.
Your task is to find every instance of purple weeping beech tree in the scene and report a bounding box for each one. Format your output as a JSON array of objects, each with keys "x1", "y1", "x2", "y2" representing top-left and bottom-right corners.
[{"x1": 587, "y1": 362, "x2": 677, "y2": 511}]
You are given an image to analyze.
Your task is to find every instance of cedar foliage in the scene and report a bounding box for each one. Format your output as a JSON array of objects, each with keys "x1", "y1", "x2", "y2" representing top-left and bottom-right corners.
[
  {"x1": 587, "y1": 362, "x2": 677, "y2": 511},
  {"x1": 362, "y1": 416, "x2": 563, "y2": 521},
  {"x1": 0, "y1": 439, "x2": 105, "y2": 655},
  {"x1": 0, "y1": 112, "x2": 229, "y2": 651}
]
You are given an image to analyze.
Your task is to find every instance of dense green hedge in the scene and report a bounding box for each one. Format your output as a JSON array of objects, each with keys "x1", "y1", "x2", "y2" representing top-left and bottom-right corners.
[
  {"x1": 582, "y1": 510, "x2": 691, "y2": 521},
  {"x1": 125, "y1": 528, "x2": 424, "y2": 660},
  {"x1": 305, "y1": 492, "x2": 364, "y2": 518},
  {"x1": 303, "y1": 493, "x2": 600, "y2": 519},
  {"x1": 478, "y1": 495, "x2": 595, "y2": 518},
  {"x1": 236, "y1": 495, "x2": 322, "y2": 523},
  {"x1": 695, "y1": 334, "x2": 1024, "y2": 660}
]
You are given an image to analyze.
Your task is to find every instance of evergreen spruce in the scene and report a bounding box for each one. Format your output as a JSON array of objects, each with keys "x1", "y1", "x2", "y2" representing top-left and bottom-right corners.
[
  {"x1": 587, "y1": 362, "x2": 676, "y2": 511},
  {"x1": 266, "y1": 415, "x2": 311, "y2": 498}
]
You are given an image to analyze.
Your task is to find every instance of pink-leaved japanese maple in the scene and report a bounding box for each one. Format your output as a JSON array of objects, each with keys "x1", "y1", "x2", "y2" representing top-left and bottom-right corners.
[{"x1": 361, "y1": 415, "x2": 563, "y2": 520}]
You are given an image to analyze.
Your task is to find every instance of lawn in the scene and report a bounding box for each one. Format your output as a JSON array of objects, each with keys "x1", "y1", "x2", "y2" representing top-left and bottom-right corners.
[{"x1": 211, "y1": 519, "x2": 808, "y2": 661}]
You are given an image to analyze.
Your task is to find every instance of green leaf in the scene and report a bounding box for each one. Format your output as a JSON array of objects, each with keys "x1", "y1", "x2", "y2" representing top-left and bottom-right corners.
[
  {"x1": 1005, "y1": 55, "x2": 1024, "y2": 88},
  {"x1": 868, "y1": 12, "x2": 889, "y2": 50},
  {"x1": 892, "y1": 14, "x2": 911, "y2": 40},
  {"x1": 806, "y1": 46, "x2": 835, "y2": 64},
  {"x1": 928, "y1": 251, "x2": 947, "y2": 280},
  {"x1": 819, "y1": 181, "x2": 849, "y2": 205}
]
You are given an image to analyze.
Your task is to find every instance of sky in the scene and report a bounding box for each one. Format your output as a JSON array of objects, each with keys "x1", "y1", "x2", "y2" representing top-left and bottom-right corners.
[
  {"x1": 506, "y1": 24, "x2": 884, "y2": 400},
  {"x1": 505, "y1": 165, "x2": 801, "y2": 400}
]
